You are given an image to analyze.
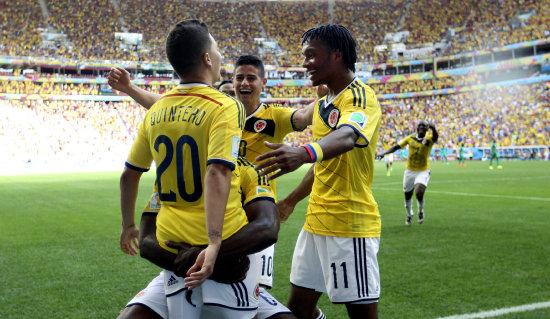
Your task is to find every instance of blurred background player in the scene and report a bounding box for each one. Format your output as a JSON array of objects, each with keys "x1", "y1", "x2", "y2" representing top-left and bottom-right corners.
[
  {"x1": 489, "y1": 138, "x2": 503, "y2": 169},
  {"x1": 440, "y1": 143, "x2": 449, "y2": 165},
  {"x1": 381, "y1": 136, "x2": 394, "y2": 176},
  {"x1": 458, "y1": 143, "x2": 466, "y2": 167},
  {"x1": 378, "y1": 120, "x2": 438, "y2": 226}
]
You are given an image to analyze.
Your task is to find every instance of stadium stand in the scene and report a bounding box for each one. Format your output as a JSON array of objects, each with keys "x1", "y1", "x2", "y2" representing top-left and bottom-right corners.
[{"x1": 1, "y1": 0, "x2": 549, "y2": 171}]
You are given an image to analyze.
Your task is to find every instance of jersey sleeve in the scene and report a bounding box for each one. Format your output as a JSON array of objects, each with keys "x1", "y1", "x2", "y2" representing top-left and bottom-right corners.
[
  {"x1": 336, "y1": 91, "x2": 381, "y2": 148},
  {"x1": 239, "y1": 159, "x2": 275, "y2": 208},
  {"x1": 272, "y1": 104, "x2": 296, "y2": 139},
  {"x1": 125, "y1": 121, "x2": 153, "y2": 172},
  {"x1": 207, "y1": 100, "x2": 245, "y2": 170}
]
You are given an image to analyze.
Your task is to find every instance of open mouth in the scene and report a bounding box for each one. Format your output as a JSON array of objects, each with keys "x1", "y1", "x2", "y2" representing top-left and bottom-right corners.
[{"x1": 239, "y1": 89, "x2": 252, "y2": 96}]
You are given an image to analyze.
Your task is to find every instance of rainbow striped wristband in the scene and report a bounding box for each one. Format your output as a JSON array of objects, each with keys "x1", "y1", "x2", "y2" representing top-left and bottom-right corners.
[{"x1": 301, "y1": 142, "x2": 324, "y2": 163}]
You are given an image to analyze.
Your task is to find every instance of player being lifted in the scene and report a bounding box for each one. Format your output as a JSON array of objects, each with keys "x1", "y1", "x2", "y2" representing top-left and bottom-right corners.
[
  {"x1": 110, "y1": 55, "x2": 325, "y2": 318},
  {"x1": 378, "y1": 120, "x2": 438, "y2": 226},
  {"x1": 119, "y1": 20, "x2": 264, "y2": 318}
]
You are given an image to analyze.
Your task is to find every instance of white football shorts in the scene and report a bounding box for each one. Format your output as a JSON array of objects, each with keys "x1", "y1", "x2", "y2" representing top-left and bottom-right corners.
[
  {"x1": 290, "y1": 229, "x2": 380, "y2": 304},
  {"x1": 164, "y1": 254, "x2": 260, "y2": 319},
  {"x1": 403, "y1": 169, "x2": 431, "y2": 192},
  {"x1": 255, "y1": 244, "x2": 275, "y2": 289},
  {"x1": 384, "y1": 153, "x2": 394, "y2": 163},
  {"x1": 126, "y1": 271, "x2": 168, "y2": 319}
]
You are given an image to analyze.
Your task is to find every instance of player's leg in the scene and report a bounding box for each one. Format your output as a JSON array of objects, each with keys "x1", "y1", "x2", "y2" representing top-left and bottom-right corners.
[
  {"x1": 414, "y1": 170, "x2": 430, "y2": 224},
  {"x1": 287, "y1": 285, "x2": 322, "y2": 319},
  {"x1": 345, "y1": 302, "x2": 378, "y2": 319},
  {"x1": 119, "y1": 272, "x2": 167, "y2": 319},
  {"x1": 496, "y1": 155, "x2": 502, "y2": 168},
  {"x1": 403, "y1": 169, "x2": 415, "y2": 226},
  {"x1": 118, "y1": 305, "x2": 163, "y2": 319}
]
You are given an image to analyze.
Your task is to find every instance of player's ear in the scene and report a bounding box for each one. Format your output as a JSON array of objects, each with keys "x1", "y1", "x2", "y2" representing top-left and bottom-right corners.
[
  {"x1": 331, "y1": 50, "x2": 343, "y2": 63},
  {"x1": 203, "y1": 52, "x2": 212, "y2": 67},
  {"x1": 262, "y1": 77, "x2": 267, "y2": 87}
]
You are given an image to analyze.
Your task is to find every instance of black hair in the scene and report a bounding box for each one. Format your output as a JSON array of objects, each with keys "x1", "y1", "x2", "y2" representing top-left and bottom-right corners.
[
  {"x1": 216, "y1": 79, "x2": 233, "y2": 90},
  {"x1": 301, "y1": 24, "x2": 357, "y2": 72},
  {"x1": 166, "y1": 19, "x2": 211, "y2": 79},
  {"x1": 235, "y1": 55, "x2": 265, "y2": 78}
]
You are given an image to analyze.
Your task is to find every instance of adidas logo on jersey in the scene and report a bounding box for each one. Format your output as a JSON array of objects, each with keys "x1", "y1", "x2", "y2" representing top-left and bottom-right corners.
[{"x1": 167, "y1": 275, "x2": 178, "y2": 287}]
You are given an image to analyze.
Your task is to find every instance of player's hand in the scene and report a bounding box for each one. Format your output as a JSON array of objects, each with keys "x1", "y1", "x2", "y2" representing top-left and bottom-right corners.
[
  {"x1": 277, "y1": 198, "x2": 295, "y2": 223},
  {"x1": 428, "y1": 123, "x2": 436, "y2": 130},
  {"x1": 316, "y1": 84, "x2": 329, "y2": 98},
  {"x1": 255, "y1": 142, "x2": 309, "y2": 180},
  {"x1": 120, "y1": 225, "x2": 139, "y2": 256},
  {"x1": 107, "y1": 67, "x2": 132, "y2": 93},
  {"x1": 376, "y1": 152, "x2": 385, "y2": 159},
  {"x1": 184, "y1": 244, "x2": 220, "y2": 290}
]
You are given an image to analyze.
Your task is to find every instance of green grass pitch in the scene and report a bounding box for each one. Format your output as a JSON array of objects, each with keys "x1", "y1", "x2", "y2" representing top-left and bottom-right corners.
[{"x1": 1, "y1": 161, "x2": 549, "y2": 318}]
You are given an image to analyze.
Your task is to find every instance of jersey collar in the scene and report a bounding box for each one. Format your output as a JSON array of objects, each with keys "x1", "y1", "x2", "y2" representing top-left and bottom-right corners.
[
  {"x1": 324, "y1": 77, "x2": 357, "y2": 107},
  {"x1": 247, "y1": 103, "x2": 265, "y2": 120},
  {"x1": 177, "y1": 82, "x2": 210, "y2": 88}
]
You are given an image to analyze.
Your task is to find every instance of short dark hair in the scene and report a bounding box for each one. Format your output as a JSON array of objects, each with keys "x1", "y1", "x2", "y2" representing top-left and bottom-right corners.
[
  {"x1": 234, "y1": 55, "x2": 265, "y2": 78},
  {"x1": 301, "y1": 24, "x2": 357, "y2": 72},
  {"x1": 216, "y1": 79, "x2": 233, "y2": 90},
  {"x1": 166, "y1": 19, "x2": 211, "y2": 79}
]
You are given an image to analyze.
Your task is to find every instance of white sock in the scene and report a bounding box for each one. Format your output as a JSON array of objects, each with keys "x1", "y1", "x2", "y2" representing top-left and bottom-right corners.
[
  {"x1": 405, "y1": 198, "x2": 413, "y2": 216},
  {"x1": 418, "y1": 198, "x2": 425, "y2": 213},
  {"x1": 314, "y1": 309, "x2": 326, "y2": 319}
]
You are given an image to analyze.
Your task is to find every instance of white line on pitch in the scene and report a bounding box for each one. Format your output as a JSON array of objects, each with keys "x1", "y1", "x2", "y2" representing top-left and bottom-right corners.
[
  {"x1": 375, "y1": 175, "x2": 550, "y2": 187},
  {"x1": 436, "y1": 300, "x2": 550, "y2": 319},
  {"x1": 372, "y1": 187, "x2": 550, "y2": 201}
]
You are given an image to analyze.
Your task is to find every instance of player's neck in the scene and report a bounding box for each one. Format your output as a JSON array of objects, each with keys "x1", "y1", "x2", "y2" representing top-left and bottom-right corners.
[
  {"x1": 326, "y1": 71, "x2": 355, "y2": 101},
  {"x1": 243, "y1": 100, "x2": 262, "y2": 117}
]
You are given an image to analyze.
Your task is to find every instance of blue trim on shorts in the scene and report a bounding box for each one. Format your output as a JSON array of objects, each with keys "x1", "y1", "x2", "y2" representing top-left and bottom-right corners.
[
  {"x1": 289, "y1": 282, "x2": 321, "y2": 292},
  {"x1": 165, "y1": 287, "x2": 187, "y2": 298},
  {"x1": 202, "y1": 302, "x2": 258, "y2": 311},
  {"x1": 332, "y1": 297, "x2": 379, "y2": 304}
]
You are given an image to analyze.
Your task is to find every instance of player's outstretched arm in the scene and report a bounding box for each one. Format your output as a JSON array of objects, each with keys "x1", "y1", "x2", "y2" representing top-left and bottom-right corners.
[
  {"x1": 277, "y1": 165, "x2": 314, "y2": 222},
  {"x1": 107, "y1": 67, "x2": 162, "y2": 110},
  {"x1": 378, "y1": 144, "x2": 402, "y2": 158},
  {"x1": 429, "y1": 123, "x2": 439, "y2": 143},
  {"x1": 291, "y1": 84, "x2": 328, "y2": 131},
  {"x1": 255, "y1": 125, "x2": 357, "y2": 179},
  {"x1": 119, "y1": 167, "x2": 143, "y2": 256}
]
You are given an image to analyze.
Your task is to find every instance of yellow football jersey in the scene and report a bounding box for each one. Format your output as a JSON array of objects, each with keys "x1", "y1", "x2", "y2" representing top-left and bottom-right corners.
[
  {"x1": 142, "y1": 157, "x2": 275, "y2": 214},
  {"x1": 398, "y1": 134, "x2": 434, "y2": 171},
  {"x1": 240, "y1": 103, "x2": 296, "y2": 198},
  {"x1": 305, "y1": 78, "x2": 382, "y2": 238},
  {"x1": 125, "y1": 83, "x2": 247, "y2": 251}
]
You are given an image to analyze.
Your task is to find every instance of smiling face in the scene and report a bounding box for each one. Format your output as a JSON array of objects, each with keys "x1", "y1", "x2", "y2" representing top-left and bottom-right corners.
[
  {"x1": 302, "y1": 38, "x2": 334, "y2": 87},
  {"x1": 233, "y1": 64, "x2": 266, "y2": 112}
]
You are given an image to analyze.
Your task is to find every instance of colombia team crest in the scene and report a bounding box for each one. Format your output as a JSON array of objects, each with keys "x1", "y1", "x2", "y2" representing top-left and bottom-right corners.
[
  {"x1": 328, "y1": 109, "x2": 339, "y2": 128},
  {"x1": 254, "y1": 120, "x2": 267, "y2": 132}
]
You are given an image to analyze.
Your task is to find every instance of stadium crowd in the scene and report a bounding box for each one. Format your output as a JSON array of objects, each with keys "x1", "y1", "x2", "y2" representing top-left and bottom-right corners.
[{"x1": 1, "y1": 0, "x2": 548, "y2": 64}]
